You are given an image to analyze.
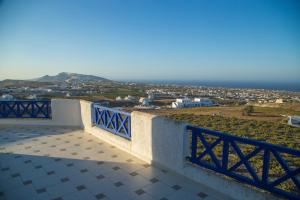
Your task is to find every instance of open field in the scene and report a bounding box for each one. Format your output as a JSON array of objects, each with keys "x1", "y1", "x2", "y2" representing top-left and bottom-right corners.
[
  {"x1": 146, "y1": 104, "x2": 300, "y2": 193},
  {"x1": 147, "y1": 103, "x2": 300, "y2": 122},
  {"x1": 145, "y1": 104, "x2": 300, "y2": 149}
]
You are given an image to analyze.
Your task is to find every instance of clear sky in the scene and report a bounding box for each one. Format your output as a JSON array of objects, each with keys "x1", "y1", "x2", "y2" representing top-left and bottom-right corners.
[{"x1": 0, "y1": 0, "x2": 299, "y2": 82}]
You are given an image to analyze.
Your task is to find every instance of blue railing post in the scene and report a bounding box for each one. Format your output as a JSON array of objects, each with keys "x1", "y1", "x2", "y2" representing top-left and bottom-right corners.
[
  {"x1": 128, "y1": 116, "x2": 131, "y2": 138},
  {"x1": 104, "y1": 110, "x2": 108, "y2": 127},
  {"x1": 262, "y1": 149, "x2": 270, "y2": 184},
  {"x1": 46, "y1": 101, "x2": 50, "y2": 118},
  {"x1": 16, "y1": 102, "x2": 20, "y2": 118},
  {"x1": 191, "y1": 129, "x2": 197, "y2": 162},
  {"x1": 222, "y1": 139, "x2": 229, "y2": 171},
  {"x1": 31, "y1": 101, "x2": 35, "y2": 118},
  {"x1": 115, "y1": 113, "x2": 119, "y2": 133}
]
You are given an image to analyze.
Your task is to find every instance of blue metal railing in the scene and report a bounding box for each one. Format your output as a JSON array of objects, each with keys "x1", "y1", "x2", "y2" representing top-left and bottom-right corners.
[
  {"x1": 187, "y1": 125, "x2": 300, "y2": 200},
  {"x1": 0, "y1": 100, "x2": 51, "y2": 119},
  {"x1": 92, "y1": 104, "x2": 131, "y2": 140}
]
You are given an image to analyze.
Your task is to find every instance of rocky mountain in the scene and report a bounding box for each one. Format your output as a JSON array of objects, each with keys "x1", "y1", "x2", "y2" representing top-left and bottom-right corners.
[{"x1": 30, "y1": 72, "x2": 111, "y2": 83}]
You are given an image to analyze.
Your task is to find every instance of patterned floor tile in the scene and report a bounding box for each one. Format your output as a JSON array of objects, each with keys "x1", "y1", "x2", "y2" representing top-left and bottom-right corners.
[{"x1": 0, "y1": 126, "x2": 230, "y2": 200}]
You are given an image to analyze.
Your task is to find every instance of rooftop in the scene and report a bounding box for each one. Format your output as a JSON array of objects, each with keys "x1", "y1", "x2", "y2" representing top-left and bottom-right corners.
[
  {"x1": 0, "y1": 99, "x2": 298, "y2": 200},
  {"x1": 0, "y1": 126, "x2": 229, "y2": 200}
]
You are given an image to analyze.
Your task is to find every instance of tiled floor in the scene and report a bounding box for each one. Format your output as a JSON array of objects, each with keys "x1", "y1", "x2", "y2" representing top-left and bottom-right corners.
[{"x1": 0, "y1": 126, "x2": 232, "y2": 200}]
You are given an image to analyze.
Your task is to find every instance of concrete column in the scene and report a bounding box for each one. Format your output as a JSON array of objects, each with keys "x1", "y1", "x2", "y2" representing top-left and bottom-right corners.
[
  {"x1": 51, "y1": 99, "x2": 82, "y2": 126},
  {"x1": 131, "y1": 112, "x2": 155, "y2": 163},
  {"x1": 131, "y1": 111, "x2": 187, "y2": 172},
  {"x1": 79, "y1": 100, "x2": 93, "y2": 129}
]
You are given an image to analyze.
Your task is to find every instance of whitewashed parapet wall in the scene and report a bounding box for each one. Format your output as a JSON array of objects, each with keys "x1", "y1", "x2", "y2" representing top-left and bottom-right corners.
[
  {"x1": 79, "y1": 100, "x2": 279, "y2": 200},
  {"x1": 0, "y1": 99, "x2": 279, "y2": 200}
]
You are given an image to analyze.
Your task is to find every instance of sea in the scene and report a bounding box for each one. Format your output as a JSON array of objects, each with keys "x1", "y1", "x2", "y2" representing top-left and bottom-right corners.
[{"x1": 130, "y1": 80, "x2": 300, "y2": 93}]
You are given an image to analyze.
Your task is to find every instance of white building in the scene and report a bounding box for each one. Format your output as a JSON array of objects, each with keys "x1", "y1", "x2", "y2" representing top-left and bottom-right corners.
[
  {"x1": 0, "y1": 94, "x2": 14, "y2": 101},
  {"x1": 116, "y1": 96, "x2": 122, "y2": 101},
  {"x1": 275, "y1": 98, "x2": 284, "y2": 104},
  {"x1": 116, "y1": 95, "x2": 136, "y2": 102},
  {"x1": 288, "y1": 116, "x2": 300, "y2": 128},
  {"x1": 124, "y1": 95, "x2": 136, "y2": 101},
  {"x1": 139, "y1": 97, "x2": 150, "y2": 106},
  {"x1": 27, "y1": 94, "x2": 37, "y2": 100},
  {"x1": 172, "y1": 97, "x2": 214, "y2": 108},
  {"x1": 147, "y1": 93, "x2": 155, "y2": 101}
]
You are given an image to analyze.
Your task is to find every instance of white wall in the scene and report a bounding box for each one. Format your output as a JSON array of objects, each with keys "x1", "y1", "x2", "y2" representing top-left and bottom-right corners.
[
  {"x1": 80, "y1": 105, "x2": 278, "y2": 200},
  {"x1": 0, "y1": 99, "x2": 280, "y2": 200}
]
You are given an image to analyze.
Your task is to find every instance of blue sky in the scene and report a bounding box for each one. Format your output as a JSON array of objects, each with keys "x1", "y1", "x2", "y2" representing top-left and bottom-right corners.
[{"x1": 0, "y1": 0, "x2": 299, "y2": 82}]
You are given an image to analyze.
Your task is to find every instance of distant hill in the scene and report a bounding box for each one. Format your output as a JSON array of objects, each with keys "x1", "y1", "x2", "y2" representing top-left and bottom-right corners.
[
  {"x1": 30, "y1": 72, "x2": 111, "y2": 83},
  {"x1": 0, "y1": 79, "x2": 53, "y2": 88}
]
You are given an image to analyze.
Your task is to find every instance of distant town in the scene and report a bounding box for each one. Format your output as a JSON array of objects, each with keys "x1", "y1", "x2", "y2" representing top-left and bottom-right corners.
[
  {"x1": 2, "y1": 72, "x2": 300, "y2": 130},
  {"x1": 1, "y1": 72, "x2": 299, "y2": 109}
]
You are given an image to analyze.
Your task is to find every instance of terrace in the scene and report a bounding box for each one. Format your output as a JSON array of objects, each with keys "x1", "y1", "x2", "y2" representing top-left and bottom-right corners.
[{"x1": 0, "y1": 99, "x2": 299, "y2": 200}]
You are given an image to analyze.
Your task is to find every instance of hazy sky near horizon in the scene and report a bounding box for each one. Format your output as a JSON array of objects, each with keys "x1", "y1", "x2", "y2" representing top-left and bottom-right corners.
[{"x1": 0, "y1": 0, "x2": 299, "y2": 82}]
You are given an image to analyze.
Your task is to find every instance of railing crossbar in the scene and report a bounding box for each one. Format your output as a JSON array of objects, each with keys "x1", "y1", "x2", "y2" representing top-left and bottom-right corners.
[
  {"x1": 0, "y1": 100, "x2": 51, "y2": 119},
  {"x1": 187, "y1": 125, "x2": 300, "y2": 200},
  {"x1": 92, "y1": 104, "x2": 131, "y2": 140}
]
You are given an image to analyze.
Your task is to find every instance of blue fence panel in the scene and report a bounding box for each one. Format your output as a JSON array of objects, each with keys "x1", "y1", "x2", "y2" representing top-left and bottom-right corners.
[
  {"x1": 92, "y1": 104, "x2": 131, "y2": 140},
  {"x1": 187, "y1": 125, "x2": 300, "y2": 200},
  {"x1": 0, "y1": 100, "x2": 51, "y2": 119}
]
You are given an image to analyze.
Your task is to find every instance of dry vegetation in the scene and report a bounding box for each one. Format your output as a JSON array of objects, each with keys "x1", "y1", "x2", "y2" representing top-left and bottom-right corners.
[
  {"x1": 148, "y1": 103, "x2": 300, "y2": 122},
  {"x1": 145, "y1": 104, "x2": 300, "y2": 148},
  {"x1": 146, "y1": 104, "x2": 300, "y2": 193}
]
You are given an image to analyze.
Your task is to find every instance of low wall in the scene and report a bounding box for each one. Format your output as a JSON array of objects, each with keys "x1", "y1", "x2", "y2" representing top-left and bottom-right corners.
[
  {"x1": 130, "y1": 112, "x2": 278, "y2": 200},
  {"x1": 0, "y1": 99, "x2": 280, "y2": 200},
  {"x1": 0, "y1": 99, "x2": 83, "y2": 127},
  {"x1": 80, "y1": 101, "x2": 278, "y2": 200}
]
